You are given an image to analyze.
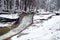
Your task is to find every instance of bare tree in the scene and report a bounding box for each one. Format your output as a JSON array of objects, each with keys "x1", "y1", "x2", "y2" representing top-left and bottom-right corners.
[
  {"x1": 46, "y1": 0, "x2": 58, "y2": 11},
  {"x1": 20, "y1": 0, "x2": 36, "y2": 12}
]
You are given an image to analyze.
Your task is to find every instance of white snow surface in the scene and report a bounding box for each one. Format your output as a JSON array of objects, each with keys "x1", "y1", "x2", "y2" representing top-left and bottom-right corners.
[
  {"x1": 0, "y1": 14, "x2": 33, "y2": 40},
  {"x1": 11, "y1": 13, "x2": 60, "y2": 40},
  {"x1": 0, "y1": 13, "x2": 19, "y2": 19},
  {"x1": 0, "y1": 13, "x2": 19, "y2": 27},
  {"x1": 0, "y1": 22, "x2": 15, "y2": 27}
]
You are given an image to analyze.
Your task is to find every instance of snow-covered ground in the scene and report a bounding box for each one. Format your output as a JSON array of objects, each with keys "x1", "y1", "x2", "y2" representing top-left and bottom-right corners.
[
  {"x1": 0, "y1": 22, "x2": 15, "y2": 27},
  {"x1": 0, "y1": 13, "x2": 19, "y2": 27},
  {"x1": 11, "y1": 13, "x2": 60, "y2": 40},
  {"x1": 0, "y1": 14, "x2": 33, "y2": 40},
  {"x1": 0, "y1": 13, "x2": 19, "y2": 19}
]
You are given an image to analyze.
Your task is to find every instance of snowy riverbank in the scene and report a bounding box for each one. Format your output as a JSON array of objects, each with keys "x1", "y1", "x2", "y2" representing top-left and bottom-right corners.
[
  {"x1": 11, "y1": 13, "x2": 60, "y2": 40},
  {"x1": 0, "y1": 14, "x2": 33, "y2": 40}
]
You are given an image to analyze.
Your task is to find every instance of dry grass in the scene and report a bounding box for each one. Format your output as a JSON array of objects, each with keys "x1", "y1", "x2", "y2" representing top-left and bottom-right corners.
[{"x1": 0, "y1": 22, "x2": 19, "y2": 36}]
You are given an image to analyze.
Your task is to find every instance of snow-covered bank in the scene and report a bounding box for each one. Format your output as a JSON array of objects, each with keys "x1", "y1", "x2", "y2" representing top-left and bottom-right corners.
[
  {"x1": 11, "y1": 14, "x2": 60, "y2": 40},
  {"x1": 0, "y1": 13, "x2": 19, "y2": 27},
  {"x1": 0, "y1": 14, "x2": 33, "y2": 40},
  {"x1": 0, "y1": 22, "x2": 15, "y2": 27},
  {"x1": 0, "y1": 14, "x2": 19, "y2": 19}
]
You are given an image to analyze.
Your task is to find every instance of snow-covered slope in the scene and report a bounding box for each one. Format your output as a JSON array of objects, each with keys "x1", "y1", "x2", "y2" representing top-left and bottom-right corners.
[
  {"x1": 0, "y1": 14, "x2": 33, "y2": 40},
  {"x1": 0, "y1": 13, "x2": 19, "y2": 27},
  {"x1": 0, "y1": 22, "x2": 15, "y2": 27},
  {"x1": 11, "y1": 13, "x2": 60, "y2": 40},
  {"x1": 0, "y1": 14, "x2": 19, "y2": 19}
]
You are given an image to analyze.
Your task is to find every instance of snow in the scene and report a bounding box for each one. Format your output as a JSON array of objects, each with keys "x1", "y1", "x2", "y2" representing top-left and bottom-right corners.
[
  {"x1": 0, "y1": 13, "x2": 19, "y2": 27},
  {"x1": 37, "y1": 9, "x2": 52, "y2": 15},
  {"x1": 0, "y1": 22, "x2": 15, "y2": 27},
  {"x1": 11, "y1": 12, "x2": 60, "y2": 40},
  {"x1": 0, "y1": 13, "x2": 19, "y2": 19},
  {"x1": 54, "y1": 11, "x2": 60, "y2": 13},
  {"x1": 0, "y1": 14, "x2": 33, "y2": 40},
  {"x1": 33, "y1": 13, "x2": 55, "y2": 20}
]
